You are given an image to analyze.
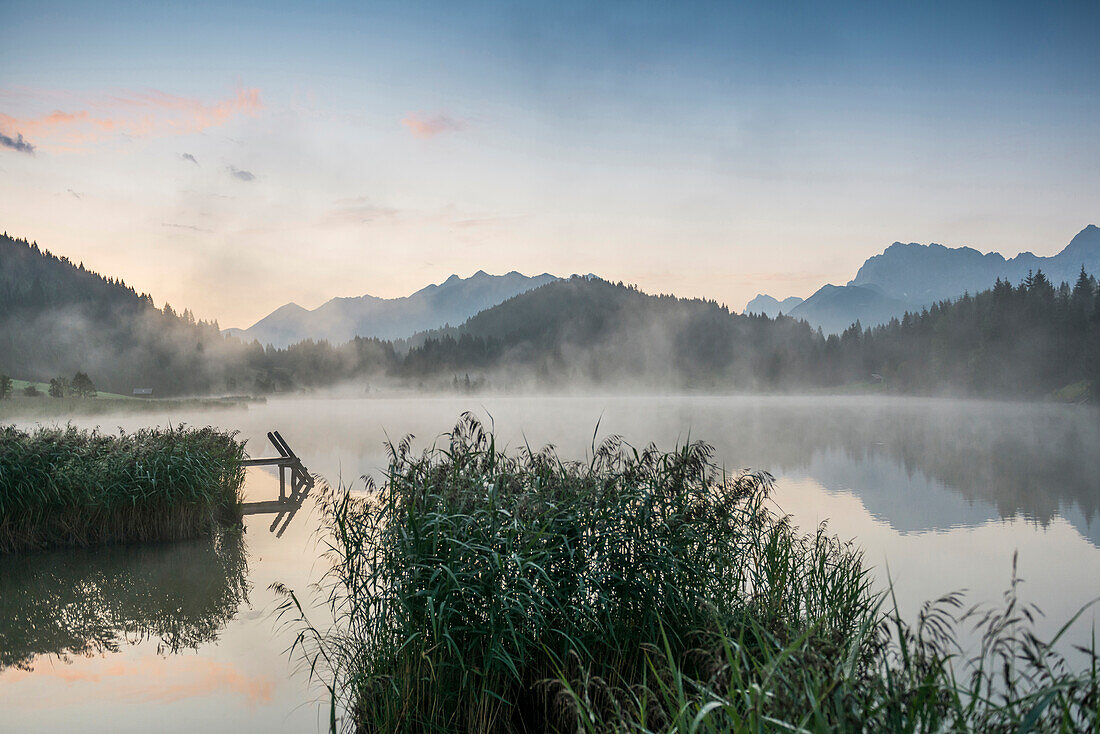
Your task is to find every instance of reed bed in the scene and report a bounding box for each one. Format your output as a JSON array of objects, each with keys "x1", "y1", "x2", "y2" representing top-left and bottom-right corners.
[
  {"x1": 280, "y1": 414, "x2": 1099, "y2": 733},
  {"x1": 0, "y1": 424, "x2": 246, "y2": 552}
]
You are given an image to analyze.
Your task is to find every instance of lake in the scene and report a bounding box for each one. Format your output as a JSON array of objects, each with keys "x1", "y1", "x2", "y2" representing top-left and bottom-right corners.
[{"x1": 2, "y1": 394, "x2": 1098, "y2": 732}]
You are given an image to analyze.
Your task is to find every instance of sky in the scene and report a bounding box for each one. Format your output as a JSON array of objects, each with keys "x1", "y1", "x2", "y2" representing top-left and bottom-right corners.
[{"x1": 1, "y1": 0, "x2": 1098, "y2": 328}]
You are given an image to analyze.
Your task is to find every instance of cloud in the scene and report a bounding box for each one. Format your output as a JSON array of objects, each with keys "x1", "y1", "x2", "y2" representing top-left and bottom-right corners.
[
  {"x1": 0, "y1": 87, "x2": 261, "y2": 151},
  {"x1": 163, "y1": 222, "x2": 212, "y2": 233},
  {"x1": 320, "y1": 198, "x2": 522, "y2": 232},
  {"x1": 227, "y1": 165, "x2": 254, "y2": 181},
  {"x1": 0, "y1": 131, "x2": 35, "y2": 154},
  {"x1": 323, "y1": 197, "x2": 399, "y2": 225},
  {"x1": 181, "y1": 152, "x2": 198, "y2": 164},
  {"x1": 400, "y1": 112, "x2": 464, "y2": 138}
]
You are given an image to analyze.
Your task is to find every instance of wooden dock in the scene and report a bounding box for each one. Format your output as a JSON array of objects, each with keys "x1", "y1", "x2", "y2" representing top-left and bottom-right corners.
[{"x1": 239, "y1": 431, "x2": 315, "y2": 537}]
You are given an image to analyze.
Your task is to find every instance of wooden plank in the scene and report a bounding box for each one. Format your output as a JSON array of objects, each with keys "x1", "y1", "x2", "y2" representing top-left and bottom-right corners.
[
  {"x1": 275, "y1": 483, "x2": 312, "y2": 537},
  {"x1": 272, "y1": 432, "x2": 315, "y2": 487},
  {"x1": 240, "y1": 457, "x2": 292, "y2": 467},
  {"x1": 242, "y1": 500, "x2": 289, "y2": 515},
  {"x1": 267, "y1": 432, "x2": 290, "y2": 457},
  {"x1": 269, "y1": 508, "x2": 288, "y2": 532},
  {"x1": 273, "y1": 431, "x2": 300, "y2": 462}
]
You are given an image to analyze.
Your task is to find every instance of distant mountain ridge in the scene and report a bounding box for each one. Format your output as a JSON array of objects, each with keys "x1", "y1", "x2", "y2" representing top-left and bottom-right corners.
[
  {"x1": 227, "y1": 270, "x2": 559, "y2": 347},
  {"x1": 788, "y1": 284, "x2": 908, "y2": 336},
  {"x1": 752, "y1": 225, "x2": 1100, "y2": 333},
  {"x1": 744, "y1": 294, "x2": 804, "y2": 318},
  {"x1": 849, "y1": 225, "x2": 1100, "y2": 302}
]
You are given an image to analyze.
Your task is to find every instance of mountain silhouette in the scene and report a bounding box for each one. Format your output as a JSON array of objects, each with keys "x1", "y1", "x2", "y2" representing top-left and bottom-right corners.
[
  {"x1": 744, "y1": 294, "x2": 804, "y2": 318},
  {"x1": 226, "y1": 270, "x2": 559, "y2": 347},
  {"x1": 752, "y1": 225, "x2": 1100, "y2": 333},
  {"x1": 787, "y1": 284, "x2": 907, "y2": 335}
]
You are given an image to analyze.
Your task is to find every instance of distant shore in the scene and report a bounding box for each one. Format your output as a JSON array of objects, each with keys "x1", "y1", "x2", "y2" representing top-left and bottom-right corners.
[{"x1": 0, "y1": 379, "x2": 264, "y2": 418}]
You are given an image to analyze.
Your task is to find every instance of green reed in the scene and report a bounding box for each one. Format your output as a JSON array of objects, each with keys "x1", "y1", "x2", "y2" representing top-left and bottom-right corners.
[
  {"x1": 279, "y1": 414, "x2": 1098, "y2": 733},
  {"x1": 0, "y1": 424, "x2": 246, "y2": 552}
]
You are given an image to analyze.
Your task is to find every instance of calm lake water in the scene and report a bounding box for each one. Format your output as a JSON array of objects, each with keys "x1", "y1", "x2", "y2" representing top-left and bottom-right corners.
[{"x1": 2, "y1": 395, "x2": 1099, "y2": 732}]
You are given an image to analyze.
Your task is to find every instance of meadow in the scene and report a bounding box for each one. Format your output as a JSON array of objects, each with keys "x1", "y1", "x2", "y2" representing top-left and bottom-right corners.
[
  {"x1": 0, "y1": 379, "x2": 258, "y2": 418},
  {"x1": 281, "y1": 414, "x2": 1099, "y2": 733},
  {"x1": 0, "y1": 424, "x2": 246, "y2": 552}
]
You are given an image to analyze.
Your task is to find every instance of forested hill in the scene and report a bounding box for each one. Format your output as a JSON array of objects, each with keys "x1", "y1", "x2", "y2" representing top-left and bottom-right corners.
[
  {"x1": 854, "y1": 269, "x2": 1100, "y2": 396},
  {"x1": 402, "y1": 276, "x2": 821, "y2": 388},
  {"x1": 404, "y1": 271, "x2": 1100, "y2": 397},
  {"x1": 0, "y1": 233, "x2": 153, "y2": 315},
  {"x1": 0, "y1": 233, "x2": 234, "y2": 395}
]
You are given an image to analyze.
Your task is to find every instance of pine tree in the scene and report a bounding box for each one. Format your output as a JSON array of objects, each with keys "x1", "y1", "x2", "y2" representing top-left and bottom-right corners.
[{"x1": 71, "y1": 372, "x2": 97, "y2": 398}]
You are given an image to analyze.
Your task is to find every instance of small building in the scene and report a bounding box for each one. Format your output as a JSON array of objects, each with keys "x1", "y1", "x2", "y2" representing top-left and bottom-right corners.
[{"x1": 132, "y1": 388, "x2": 154, "y2": 398}]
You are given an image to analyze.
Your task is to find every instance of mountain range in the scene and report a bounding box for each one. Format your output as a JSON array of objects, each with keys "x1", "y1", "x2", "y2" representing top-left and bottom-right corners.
[
  {"x1": 226, "y1": 270, "x2": 559, "y2": 347},
  {"x1": 747, "y1": 225, "x2": 1100, "y2": 334},
  {"x1": 234, "y1": 225, "x2": 1100, "y2": 345},
  {"x1": 742, "y1": 294, "x2": 804, "y2": 319}
]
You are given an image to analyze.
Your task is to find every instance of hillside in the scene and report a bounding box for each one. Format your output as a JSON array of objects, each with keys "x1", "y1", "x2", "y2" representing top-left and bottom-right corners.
[
  {"x1": 227, "y1": 270, "x2": 559, "y2": 347},
  {"x1": 403, "y1": 277, "x2": 827, "y2": 388},
  {"x1": 4, "y1": 232, "x2": 1096, "y2": 399},
  {"x1": 0, "y1": 233, "x2": 233, "y2": 395},
  {"x1": 856, "y1": 269, "x2": 1100, "y2": 396}
]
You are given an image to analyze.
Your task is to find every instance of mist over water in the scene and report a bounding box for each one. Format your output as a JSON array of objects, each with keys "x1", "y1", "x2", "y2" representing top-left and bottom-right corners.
[{"x1": 2, "y1": 393, "x2": 1098, "y2": 732}]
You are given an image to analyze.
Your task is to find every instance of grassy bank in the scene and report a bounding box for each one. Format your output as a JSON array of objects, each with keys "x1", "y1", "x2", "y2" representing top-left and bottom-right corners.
[
  {"x1": 0, "y1": 389, "x2": 260, "y2": 419},
  {"x1": 281, "y1": 415, "x2": 1099, "y2": 733},
  {"x1": 0, "y1": 425, "x2": 246, "y2": 553}
]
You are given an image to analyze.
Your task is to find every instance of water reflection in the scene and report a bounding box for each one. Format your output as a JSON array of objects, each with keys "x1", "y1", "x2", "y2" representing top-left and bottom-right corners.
[
  {"x1": 241, "y1": 469, "x2": 315, "y2": 538},
  {"x1": 233, "y1": 397, "x2": 1098, "y2": 545},
  {"x1": 690, "y1": 400, "x2": 1100, "y2": 545},
  {"x1": 3, "y1": 396, "x2": 1097, "y2": 733},
  {"x1": 18, "y1": 397, "x2": 1095, "y2": 544},
  {"x1": 0, "y1": 529, "x2": 249, "y2": 671}
]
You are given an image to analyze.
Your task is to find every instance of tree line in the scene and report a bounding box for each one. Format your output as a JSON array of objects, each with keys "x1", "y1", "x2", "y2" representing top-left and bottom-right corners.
[
  {"x1": 395, "y1": 270, "x2": 1099, "y2": 397},
  {"x1": 2, "y1": 233, "x2": 1097, "y2": 398}
]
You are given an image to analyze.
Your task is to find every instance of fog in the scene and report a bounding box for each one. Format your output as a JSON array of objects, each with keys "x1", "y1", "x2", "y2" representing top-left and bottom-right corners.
[
  {"x1": 17, "y1": 392, "x2": 1099, "y2": 578},
  {"x1": 7, "y1": 391, "x2": 1100, "y2": 732},
  {"x1": 18, "y1": 392, "x2": 1097, "y2": 535}
]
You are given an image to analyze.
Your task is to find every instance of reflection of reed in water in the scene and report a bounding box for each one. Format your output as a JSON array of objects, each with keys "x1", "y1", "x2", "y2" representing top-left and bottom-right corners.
[{"x1": 0, "y1": 528, "x2": 249, "y2": 671}]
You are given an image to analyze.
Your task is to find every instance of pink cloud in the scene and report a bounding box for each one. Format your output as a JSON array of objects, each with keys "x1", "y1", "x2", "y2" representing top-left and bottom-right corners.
[
  {"x1": 400, "y1": 112, "x2": 464, "y2": 138},
  {"x1": 0, "y1": 87, "x2": 262, "y2": 151}
]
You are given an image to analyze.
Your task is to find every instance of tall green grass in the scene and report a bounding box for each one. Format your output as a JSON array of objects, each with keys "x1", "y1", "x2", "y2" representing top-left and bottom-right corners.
[
  {"x1": 0, "y1": 424, "x2": 246, "y2": 552},
  {"x1": 280, "y1": 414, "x2": 1098, "y2": 733}
]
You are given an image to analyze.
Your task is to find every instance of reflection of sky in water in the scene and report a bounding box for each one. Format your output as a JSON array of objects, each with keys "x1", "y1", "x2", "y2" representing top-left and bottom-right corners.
[
  {"x1": 2, "y1": 395, "x2": 1098, "y2": 732},
  {"x1": 0, "y1": 470, "x2": 331, "y2": 734},
  {"x1": 773, "y1": 475, "x2": 1100, "y2": 654}
]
